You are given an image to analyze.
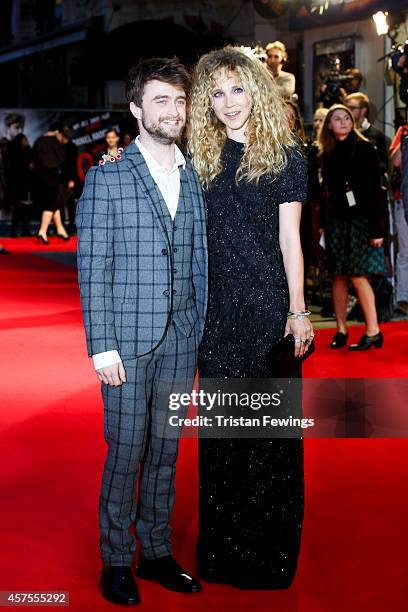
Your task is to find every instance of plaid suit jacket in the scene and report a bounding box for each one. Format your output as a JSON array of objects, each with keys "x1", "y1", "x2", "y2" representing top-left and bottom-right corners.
[
  {"x1": 402, "y1": 130, "x2": 408, "y2": 223},
  {"x1": 76, "y1": 142, "x2": 208, "y2": 359}
]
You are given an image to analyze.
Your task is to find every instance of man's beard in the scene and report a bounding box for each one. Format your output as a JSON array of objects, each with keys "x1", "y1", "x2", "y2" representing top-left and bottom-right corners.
[{"x1": 141, "y1": 113, "x2": 184, "y2": 144}]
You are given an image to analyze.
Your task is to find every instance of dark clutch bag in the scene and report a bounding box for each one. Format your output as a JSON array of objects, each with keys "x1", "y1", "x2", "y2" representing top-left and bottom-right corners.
[{"x1": 267, "y1": 334, "x2": 315, "y2": 377}]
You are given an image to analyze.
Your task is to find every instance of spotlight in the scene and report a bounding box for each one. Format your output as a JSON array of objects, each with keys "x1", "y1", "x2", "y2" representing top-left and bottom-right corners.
[
  {"x1": 373, "y1": 11, "x2": 389, "y2": 36},
  {"x1": 310, "y1": 1, "x2": 330, "y2": 16}
]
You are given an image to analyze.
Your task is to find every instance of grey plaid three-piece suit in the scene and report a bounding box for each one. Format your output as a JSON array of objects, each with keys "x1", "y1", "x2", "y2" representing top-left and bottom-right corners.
[{"x1": 76, "y1": 142, "x2": 208, "y2": 565}]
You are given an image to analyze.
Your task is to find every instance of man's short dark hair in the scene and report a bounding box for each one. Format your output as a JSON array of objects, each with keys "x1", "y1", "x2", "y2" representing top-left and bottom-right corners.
[
  {"x1": 126, "y1": 57, "x2": 191, "y2": 106},
  {"x1": 4, "y1": 113, "x2": 25, "y2": 129},
  {"x1": 49, "y1": 121, "x2": 63, "y2": 133}
]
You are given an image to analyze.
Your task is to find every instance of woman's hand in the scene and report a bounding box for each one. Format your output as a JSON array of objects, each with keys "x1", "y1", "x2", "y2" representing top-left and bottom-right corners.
[
  {"x1": 99, "y1": 148, "x2": 123, "y2": 166},
  {"x1": 370, "y1": 237, "x2": 384, "y2": 248},
  {"x1": 284, "y1": 317, "x2": 314, "y2": 358}
]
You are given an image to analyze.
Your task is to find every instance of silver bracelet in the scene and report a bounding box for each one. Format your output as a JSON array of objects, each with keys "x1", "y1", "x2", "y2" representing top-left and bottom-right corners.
[{"x1": 287, "y1": 310, "x2": 311, "y2": 319}]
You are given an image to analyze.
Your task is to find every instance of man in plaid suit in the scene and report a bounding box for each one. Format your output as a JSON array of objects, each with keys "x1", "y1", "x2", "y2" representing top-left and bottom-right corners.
[{"x1": 76, "y1": 58, "x2": 208, "y2": 605}]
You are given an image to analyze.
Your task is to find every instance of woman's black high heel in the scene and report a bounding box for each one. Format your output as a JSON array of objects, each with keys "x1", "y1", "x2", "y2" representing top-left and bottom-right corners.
[
  {"x1": 56, "y1": 233, "x2": 70, "y2": 241},
  {"x1": 349, "y1": 331, "x2": 383, "y2": 351},
  {"x1": 37, "y1": 233, "x2": 49, "y2": 245},
  {"x1": 329, "y1": 331, "x2": 348, "y2": 349}
]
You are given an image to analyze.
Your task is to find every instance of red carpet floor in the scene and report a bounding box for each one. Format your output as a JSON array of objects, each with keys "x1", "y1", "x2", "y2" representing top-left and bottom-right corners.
[{"x1": 0, "y1": 237, "x2": 407, "y2": 611}]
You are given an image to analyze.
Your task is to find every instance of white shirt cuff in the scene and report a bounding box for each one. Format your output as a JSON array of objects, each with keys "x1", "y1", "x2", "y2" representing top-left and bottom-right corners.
[{"x1": 93, "y1": 350, "x2": 122, "y2": 370}]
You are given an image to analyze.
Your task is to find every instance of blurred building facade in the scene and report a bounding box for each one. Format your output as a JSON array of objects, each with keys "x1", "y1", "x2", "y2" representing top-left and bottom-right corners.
[
  {"x1": 0, "y1": 0, "x2": 255, "y2": 109},
  {"x1": 0, "y1": 0, "x2": 406, "y2": 136}
]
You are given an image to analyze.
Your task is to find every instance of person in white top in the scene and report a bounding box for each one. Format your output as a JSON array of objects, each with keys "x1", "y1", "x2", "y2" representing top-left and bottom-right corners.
[{"x1": 265, "y1": 40, "x2": 296, "y2": 99}]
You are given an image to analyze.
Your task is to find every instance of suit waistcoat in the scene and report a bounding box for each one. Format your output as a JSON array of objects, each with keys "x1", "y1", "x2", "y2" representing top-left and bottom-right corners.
[{"x1": 154, "y1": 168, "x2": 198, "y2": 337}]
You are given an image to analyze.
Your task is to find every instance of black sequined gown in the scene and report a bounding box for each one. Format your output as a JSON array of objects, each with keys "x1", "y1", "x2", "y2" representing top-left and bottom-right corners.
[{"x1": 197, "y1": 139, "x2": 308, "y2": 589}]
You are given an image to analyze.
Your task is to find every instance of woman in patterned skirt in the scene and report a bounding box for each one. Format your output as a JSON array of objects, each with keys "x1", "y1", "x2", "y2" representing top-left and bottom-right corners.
[{"x1": 318, "y1": 104, "x2": 387, "y2": 351}]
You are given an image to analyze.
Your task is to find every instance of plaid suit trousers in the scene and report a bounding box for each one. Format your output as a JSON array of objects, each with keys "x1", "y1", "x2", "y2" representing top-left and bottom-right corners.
[{"x1": 99, "y1": 320, "x2": 198, "y2": 565}]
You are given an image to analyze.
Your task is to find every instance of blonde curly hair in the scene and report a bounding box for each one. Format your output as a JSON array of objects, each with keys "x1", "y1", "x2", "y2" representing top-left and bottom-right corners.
[{"x1": 188, "y1": 46, "x2": 297, "y2": 189}]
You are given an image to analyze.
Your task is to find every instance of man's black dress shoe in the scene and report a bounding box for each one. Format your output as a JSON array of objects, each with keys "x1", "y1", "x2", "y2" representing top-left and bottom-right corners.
[
  {"x1": 349, "y1": 331, "x2": 383, "y2": 351},
  {"x1": 99, "y1": 566, "x2": 140, "y2": 605},
  {"x1": 329, "y1": 331, "x2": 348, "y2": 349},
  {"x1": 136, "y1": 555, "x2": 202, "y2": 593}
]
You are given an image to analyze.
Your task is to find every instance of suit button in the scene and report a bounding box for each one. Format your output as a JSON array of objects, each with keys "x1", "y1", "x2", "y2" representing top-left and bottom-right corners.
[
  {"x1": 173, "y1": 225, "x2": 178, "y2": 231},
  {"x1": 173, "y1": 247, "x2": 178, "y2": 253},
  {"x1": 161, "y1": 248, "x2": 168, "y2": 255},
  {"x1": 173, "y1": 289, "x2": 177, "y2": 295},
  {"x1": 163, "y1": 290, "x2": 170, "y2": 297},
  {"x1": 173, "y1": 268, "x2": 178, "y2": 273}
]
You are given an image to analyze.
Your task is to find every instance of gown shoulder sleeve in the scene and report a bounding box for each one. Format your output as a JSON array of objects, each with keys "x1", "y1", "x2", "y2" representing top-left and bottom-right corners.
[{"x1": 275, "y1": 147, "x2": 308, "y2": 205}]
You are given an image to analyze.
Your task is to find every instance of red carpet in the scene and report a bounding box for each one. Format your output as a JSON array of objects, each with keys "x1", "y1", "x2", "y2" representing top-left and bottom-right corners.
[{"x1": 0, "y1": 237, "x2": 407, "y2": 611}]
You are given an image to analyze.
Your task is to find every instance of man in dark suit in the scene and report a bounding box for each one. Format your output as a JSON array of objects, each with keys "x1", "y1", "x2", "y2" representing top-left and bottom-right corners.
[
  {"x1": 76, "y1": 58, "x2": 208, "y2": 605},
  {"x1": 389, "y1": 125, "x2": 408, "y2": 315},
  {"x1": 345, "y1": 92, "x2": 390, "y2": 175}
]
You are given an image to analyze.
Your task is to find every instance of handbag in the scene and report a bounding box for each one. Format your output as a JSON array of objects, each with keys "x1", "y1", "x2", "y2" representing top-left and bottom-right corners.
[{"x1": 267, "y1": 334, "x2": 315, "y2": 378}]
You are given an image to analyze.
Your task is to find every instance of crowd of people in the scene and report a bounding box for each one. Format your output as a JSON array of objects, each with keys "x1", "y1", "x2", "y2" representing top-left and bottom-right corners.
[
  {"x1": 1, "y1": 41, "x2": 407, "y2": 605},
  {"x1": 0, "y1": 40, "x2": 407, "y2": 331},
  {"x1": 0, "y1": 120, "x2": 131, "y2": 247},
  {"x1": 262, "y1": 41, "x2": 408, "y2": 330}
]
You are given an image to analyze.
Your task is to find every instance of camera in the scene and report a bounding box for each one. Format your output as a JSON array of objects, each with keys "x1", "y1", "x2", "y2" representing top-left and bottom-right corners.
[
  {"x1": 390, "y1": 43, "x2": 408, "y2": 105},
  {"x1": 320, "y1": 57, "x2": 353, "y2": 106},
  {"x1": 390, "y1": 43, "x2": 408, "y2": 75}
]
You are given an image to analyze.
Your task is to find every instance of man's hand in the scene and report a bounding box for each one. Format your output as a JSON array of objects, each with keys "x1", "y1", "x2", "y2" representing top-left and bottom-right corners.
[
  {"x1": 390, "y1": 144, "x2": 402, "y2": 168},
  {"x1": 370, "y1": 237, "x2": 384, "y2": 248},
  {"x1": 96, "y1": 362, "x2": 127, "y2": 386},
  {"x1": 338, "y1": 87, "x2": 347, "y2": 102},
  {"x1": 397, "y1": 53, "x2": 407, "y2": 72}
]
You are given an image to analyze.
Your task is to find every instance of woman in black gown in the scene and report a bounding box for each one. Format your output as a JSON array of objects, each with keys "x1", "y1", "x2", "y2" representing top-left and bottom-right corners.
[{"x1": 189, "y1": 47, "x2": 314, "y2": 589}]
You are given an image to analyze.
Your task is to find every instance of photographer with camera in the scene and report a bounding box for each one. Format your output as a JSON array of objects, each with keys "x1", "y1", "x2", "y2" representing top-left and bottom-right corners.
[
  {"x1": 391, "y1": 43, "x2": 408, "y2": 106},
  {"x1": 389, "y1": 124, "x2": 408, "y2": 315},
  {"x1": 320, "y1": 59, "x2": 363, "y2": 108},
  {"x1": 345, "y1": 93, "x2": 390, "y2": 174}
]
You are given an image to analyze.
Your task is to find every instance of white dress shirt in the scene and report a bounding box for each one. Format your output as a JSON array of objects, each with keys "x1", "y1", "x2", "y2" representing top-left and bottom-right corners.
[
  {"x1": 360, "y1": 118, "x2": 371, "y2": 132},
  {"x1": 274, "y1": 70, "x2": 296, "y2": 98},
  {"x1": 92, "y1": 137, "x2": 186, "y2": 371}
]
